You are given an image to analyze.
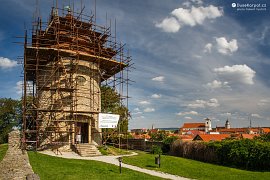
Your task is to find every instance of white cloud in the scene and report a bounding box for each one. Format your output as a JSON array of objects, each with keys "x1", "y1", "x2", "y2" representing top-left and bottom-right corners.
[
  {"x1": 251, "y1": 113, "x2": 262, "y2": 118},
  {"x1": 0, "y1": 57, "x2": 17, "y2": 69},
  {"x1": 188, "y1": 98, "x2": 219, "y2": 108},
  {"x1": 258, "y1": 99, "x2": 269, "y2": 106},
  {"x1": 134, "y1": 108, "x2": 140, "y2": 111},
  {"x1": 216, "y1": 37, "x2": 238, "y2": 55},
  {"x1": 133, "y1": 111, "x2": 143, "y2": 115},
  {"x1": 15, "y1": 81, "x2": 23, "y2": 94},
  {"x1": 151, "y1": 94, "x2": 162, "y2": 99},
  {"x1": 214, "y1": 64, "x2": 256, "y2": 85},
  {"x1": 206, "y1": 80, "x2": 229, "y2": 89},
  {"x1": 204, "y1": 43, "x2": 212, "y2": 53},
  {"x1": 208, "y1": 98, "x2": 219, "y2": 107},
  {"x1": 155, "y1": 17, "x2": 181, "y2": 33},
  {"x1": 144, "y1": 108, "x2": 155, "y2": 113},
  {"x1": 177, "y1": 110, "x2": 198, "y2": 116},
  {"x1": 184, "y1": 116, "x2": 193, "y2": 120},
  {"x1": 172, "y1": 5, "x2": 223, "y2": 26},
  {"x1": 139, "y1": 100, "x2": 150, "y2": 105},
  {"x1": 221, "y1": 112, "x2": 232, "y2": 116},
  {"x1": 152, "y1": 76, "x2": 165, "y2": 82},
  {"x1": 156, "y1": 5, "x2": 223, "y2": 32}
]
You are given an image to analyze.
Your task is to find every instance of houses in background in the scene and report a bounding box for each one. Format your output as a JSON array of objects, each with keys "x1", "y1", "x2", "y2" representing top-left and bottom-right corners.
[{"x1": 130, "y1": 118, "x2": 270, "y2": 142}]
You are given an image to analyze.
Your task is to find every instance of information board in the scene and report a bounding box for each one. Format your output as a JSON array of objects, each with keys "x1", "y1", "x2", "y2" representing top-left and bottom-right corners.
[{"x1": 98, "y1": 113, "x2": 120, "y2": 128}]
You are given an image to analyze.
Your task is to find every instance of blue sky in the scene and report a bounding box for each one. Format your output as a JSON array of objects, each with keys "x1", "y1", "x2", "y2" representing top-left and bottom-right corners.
[{"x1": 0, "y1": 0, "x2": 270, "y2": 129}]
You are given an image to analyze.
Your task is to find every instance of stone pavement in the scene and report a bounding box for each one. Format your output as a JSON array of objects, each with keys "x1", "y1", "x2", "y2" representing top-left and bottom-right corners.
[
  {"x1": 0, "y1": 131, "x2": 37, "y2": 180},
  {"x1": 41, "y1": 150, "x2": 190, "y2": 180}
]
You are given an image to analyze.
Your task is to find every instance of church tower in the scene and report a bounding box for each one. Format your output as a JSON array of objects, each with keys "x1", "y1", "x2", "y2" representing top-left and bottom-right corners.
[
  {"x1": 225, "y1": 119, "x2": 231, "y2": 129},
  {"x1": 205, "y1": 118, "x2": 212, "y2": 133}
]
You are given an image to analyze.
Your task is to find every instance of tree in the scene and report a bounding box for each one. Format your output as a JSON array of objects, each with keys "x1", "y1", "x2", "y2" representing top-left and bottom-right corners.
[
  {"x1": 100, "y1": 86, "x2": 129, "y2": 141},
  {"x1": 0, "y1": 98, "x2": 22, "y2": 144}
]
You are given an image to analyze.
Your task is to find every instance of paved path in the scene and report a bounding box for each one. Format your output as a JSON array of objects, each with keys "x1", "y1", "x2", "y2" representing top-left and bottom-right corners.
[{"x1": 41, "y1": 151, "x2": 190, "y2": 180}]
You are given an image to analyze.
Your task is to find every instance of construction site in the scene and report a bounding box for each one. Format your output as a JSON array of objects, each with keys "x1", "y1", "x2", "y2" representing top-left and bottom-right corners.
[{"x1": 21, "y1": 2, "x2": 132, "y2": 156}]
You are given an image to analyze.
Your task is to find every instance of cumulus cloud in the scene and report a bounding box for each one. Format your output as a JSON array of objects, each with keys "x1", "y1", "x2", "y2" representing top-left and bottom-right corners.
[
  {"x1": 214, "y1": 64, "x2": 256, "y2": 85},
  {"x1": 216, "y1": 37, "x2": 238, "y2": 55},
  {"x1": 155, "y1": 17, "x2": 181, "y2": 33},
  {"x1": 15, "y1": 81, "x2": 23, "y2": 94},
  {"x1": 144, "y1": 108, "x2": 155, "y2": 113},
  {"x1": 188, "y1": 98, "x2": 220, "y2": 108},
  {"x1": 134, "y1": 108, "x2": 140, "y2": 111},
  {"x1": 177, "y1": 111, "x2": 198, "y2": 116},
  {"x1": 156, "y1": 5, "x2": 223, "y2": 32},
  {"x1": 204, "y1": 43, "x2": 212, "y2": 53},
  {"x1": 206, "y1": 80, "x2": 229, "y2": 89},
  {"x1": 184, "y1": 116, "x2": 193, "y2": 120},
  {"x1": 0, "y1": 57, "x2": 17, "y2": 69},
  {"x1": 151, "y1": 94, "x2": 162, "y2": 99},
  {"x1": 221, "y1": 112, "x2": 232, "y2": 117},
  {"x1": 139, "y1": 100, "x2": 150, "y2": 105},
  {"x1": 251, "y1": 113, "x2": 262, "y2": 118},
  {"x1": 152, "y1": 76, "x2": 165, "y2": 82},
  {"x1": 258, "y1": 99, "x2": 269, "y2": 106}
]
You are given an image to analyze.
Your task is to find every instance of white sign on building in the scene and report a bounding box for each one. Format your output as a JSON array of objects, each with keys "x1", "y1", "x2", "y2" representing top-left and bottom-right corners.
[{"x1": 98, "y1": 113, "x2": 120, "y2": 128}]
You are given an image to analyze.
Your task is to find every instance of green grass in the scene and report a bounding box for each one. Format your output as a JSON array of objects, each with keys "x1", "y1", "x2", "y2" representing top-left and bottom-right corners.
[
  {"x1": 123, "y1": 151, "x2": 270, "y2": 180},
  {"x1": 98, "y1": 145, "x2": 132, "y2": 156},
  {"x1": 28, "y1": 152, "x2": 162, "y2": 180},
  {"x1": 0, "y1": 144, "x2": 8, "y2": 161}
]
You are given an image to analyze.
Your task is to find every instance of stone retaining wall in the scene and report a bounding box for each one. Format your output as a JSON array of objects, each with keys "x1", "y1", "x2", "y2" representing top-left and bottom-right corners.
[{"x1": 0, "y1": 130, "x2": 39, "y2": 180}]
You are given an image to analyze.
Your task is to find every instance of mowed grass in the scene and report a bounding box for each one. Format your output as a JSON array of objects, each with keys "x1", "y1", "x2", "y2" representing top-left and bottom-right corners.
[
  {"x1": 123, "y1": 151, "x2": 270, "y2": 180},
  {"x1": 0, "y1": 144, "x2": 8, "y2": 161},
  {"x1": 28, "y1": 152, "x2": 162, "y2": 180}
]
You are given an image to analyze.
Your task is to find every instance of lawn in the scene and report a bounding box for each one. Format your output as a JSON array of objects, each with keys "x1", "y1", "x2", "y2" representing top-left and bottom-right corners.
[
  {"x1": 98, "y1": 145, "x2": 132, "y2": 155},
  {"x1": 0, "y1": 144, "x2": 8, "y2": 161},
  {"x1": 28, "y1": 152, "x2": 163, "y2": 180},
  {"x1": 123, "y1": 151, "x2": 270, "y2": 180}
]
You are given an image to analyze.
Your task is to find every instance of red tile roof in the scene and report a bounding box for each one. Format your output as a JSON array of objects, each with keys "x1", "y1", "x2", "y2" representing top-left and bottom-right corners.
[
  {"x1": 262, "y1": 128, "x2": 270, "y2": 133},
  {"x1": 182, "y1": 123, "x2": 205, "y2": 129},
  {"x1": 242, "y1": 134, "x2": 259, "y2": 139},
  {"x1": 219, "y1": 128, "x2": 248, "y2": 133},
  {"x1": 193, "y1": 134, "x2": 230, "y2": 142}
]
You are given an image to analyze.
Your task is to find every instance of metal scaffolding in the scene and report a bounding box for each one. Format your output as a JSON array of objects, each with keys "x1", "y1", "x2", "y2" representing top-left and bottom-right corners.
[{"x1": 21, "y1": 5, "x2": 132, "y2": 151}]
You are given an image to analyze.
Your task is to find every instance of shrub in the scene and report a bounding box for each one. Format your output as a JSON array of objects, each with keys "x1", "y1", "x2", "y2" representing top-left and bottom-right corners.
[
  {"x1": 151, "y1": 145, "x2": 162, "y2": 155},
  {"x1": 162, "y1": 136, "x2": 178, "y2": 153},
  {"x1": 170, "y1": 138, "x2": 270, "y2": 170}
]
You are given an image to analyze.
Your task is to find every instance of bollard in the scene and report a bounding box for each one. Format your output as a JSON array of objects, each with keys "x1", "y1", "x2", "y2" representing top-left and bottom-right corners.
[
  {"x1": 118, "y1": 157, "x2": 122, "y2": 173},
  {"x1": 155, "y1": 154, "x2": 161, "y2": 168}
]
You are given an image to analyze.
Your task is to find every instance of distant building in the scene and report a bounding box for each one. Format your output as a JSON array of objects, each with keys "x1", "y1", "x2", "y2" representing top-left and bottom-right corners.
[
  {"x1": 180, "y1": 118, "x2": 212, "y2": 134},
  {"x1": 205, "y1": 118, "x2": 212, "y2": 132},
  {"x1": 180, "y1": 123, "x2": 205, "y2": 134},
  {"x1": 193, "y1": 134, "x2": 230, "y2": 142},
  {"x1": 225, "y1": 119, "x2": 231, "y2": 129}
]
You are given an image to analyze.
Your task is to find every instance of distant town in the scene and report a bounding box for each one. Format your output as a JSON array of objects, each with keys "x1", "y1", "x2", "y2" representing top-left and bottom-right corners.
[{"x1": 130, "y1": 118, "x2": 270, "y2": 142}]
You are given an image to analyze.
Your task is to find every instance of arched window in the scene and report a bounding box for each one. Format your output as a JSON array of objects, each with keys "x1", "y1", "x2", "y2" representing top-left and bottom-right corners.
[{"x1": 76, "y1": 76, "x2": 86, "y2": 86}]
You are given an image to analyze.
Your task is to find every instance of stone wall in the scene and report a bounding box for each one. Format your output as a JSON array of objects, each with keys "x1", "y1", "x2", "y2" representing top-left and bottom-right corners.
[{"x1": 0, "y1": 130, "x2": 39, "y2": 180}]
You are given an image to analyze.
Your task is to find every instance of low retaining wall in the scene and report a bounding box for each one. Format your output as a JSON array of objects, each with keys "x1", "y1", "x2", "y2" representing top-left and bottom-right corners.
[{"x1": 0, "y1": 130, "x2": 39, "y2": 180}]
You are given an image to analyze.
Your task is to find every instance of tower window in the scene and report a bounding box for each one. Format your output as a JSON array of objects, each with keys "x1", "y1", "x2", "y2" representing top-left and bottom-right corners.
[{"x1": 76, "y1": 76, "x2": 86, "y2": 86}]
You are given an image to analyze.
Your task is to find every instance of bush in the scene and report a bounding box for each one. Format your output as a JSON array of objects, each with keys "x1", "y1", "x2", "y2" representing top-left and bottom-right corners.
[
  {"x1": 151, "y1": 145, "x2": 162, "y2": 155},
  {"x1": 170, "y1": 139, "x2": 270, "y2": 170},
  {"x1": 162, "y1": 136, "x2": 178, "y2": 153}
]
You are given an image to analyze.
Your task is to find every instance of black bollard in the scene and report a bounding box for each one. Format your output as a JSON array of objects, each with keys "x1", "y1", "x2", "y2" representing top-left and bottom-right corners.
[{"x1": 118, "y1": 157, "x2": 122, "y2": 173}]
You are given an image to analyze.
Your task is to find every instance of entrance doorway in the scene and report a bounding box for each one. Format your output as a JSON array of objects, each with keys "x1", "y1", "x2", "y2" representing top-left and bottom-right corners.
[{"x1": 76, "y1": 123, "x2": 89, "y2": 143}]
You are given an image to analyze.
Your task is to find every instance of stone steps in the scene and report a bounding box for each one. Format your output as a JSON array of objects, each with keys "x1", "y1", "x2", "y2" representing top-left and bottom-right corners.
[{"x1": 74, "y1": 144, "x2": 101, "y2": 157}]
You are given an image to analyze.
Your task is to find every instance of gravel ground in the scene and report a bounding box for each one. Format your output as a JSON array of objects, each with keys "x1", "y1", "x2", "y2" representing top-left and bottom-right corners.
[{"x1": 40, "y1": 150, "x2": 190, "y2": 180}]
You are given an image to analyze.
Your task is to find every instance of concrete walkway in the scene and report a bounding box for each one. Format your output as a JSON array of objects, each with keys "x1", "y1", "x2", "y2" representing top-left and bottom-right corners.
[{"x1": 41, "y1": 151, "x2": 190, "y2": 180}]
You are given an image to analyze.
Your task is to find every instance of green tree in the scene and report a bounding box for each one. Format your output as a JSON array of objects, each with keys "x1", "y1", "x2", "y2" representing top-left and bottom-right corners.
[
  {"x1": 101, "y1": 86, "x2": 129, "y2": 140},
  {"x1": 0, "y1": 98, "x2": 22, "y2": 143}
]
